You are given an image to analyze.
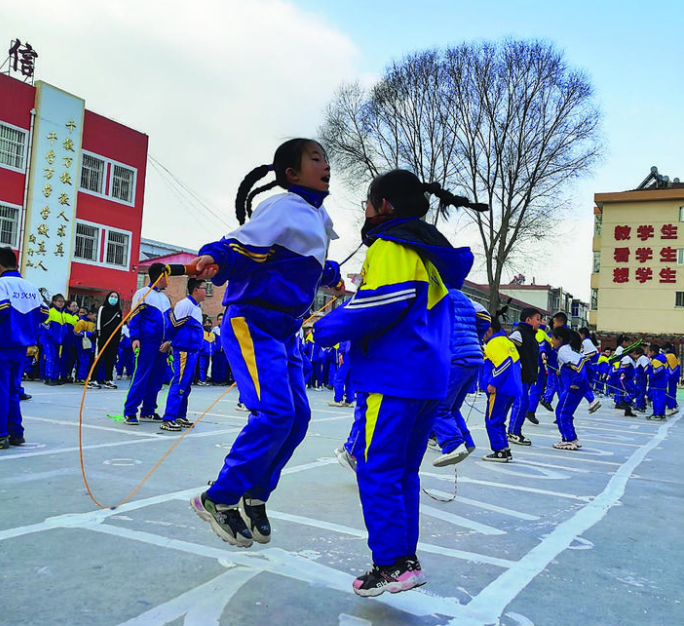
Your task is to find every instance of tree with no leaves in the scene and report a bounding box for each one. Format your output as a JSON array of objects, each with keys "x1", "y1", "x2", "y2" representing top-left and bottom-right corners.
[{"x1": 320, "y1": 39, "x2": 603, "y2": 313}]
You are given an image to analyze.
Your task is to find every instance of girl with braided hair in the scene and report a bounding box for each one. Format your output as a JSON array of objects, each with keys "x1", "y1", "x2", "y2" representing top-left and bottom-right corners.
[
  {"x1": 314, "y1": 169, "x2": 476, "y2": 597},
  {"x1": 190, "y1": 138, "x2": 343, "y2": 547}
]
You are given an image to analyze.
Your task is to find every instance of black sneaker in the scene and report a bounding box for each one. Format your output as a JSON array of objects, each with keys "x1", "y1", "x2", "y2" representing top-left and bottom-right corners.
[
  {"x1": 9, "y1": 435, "x2": 25, "y2": 446},
  {"x1": 240, "y1": 496, "x2": 271, "y2": 544},
  {"x1": 139, "y1": 413, "x2": 163, "y2": 422},
  {"x1": 123, "y1": 415, "x2": 139, "y2": 426},
  {"x1": 103, "y1": 381, "x2": 118, "y2": 389},
  {"x1": 19, "y1": 394, "x2": 32, "y2": 401},
  {"x1": 624, "y1": 407, "x2": 636, "y2": 417},
  {"x1": 159, "y1": 420, "x2": 182, "y2": 432},
  {"x1": 352, "y1": 557, "x2": 425, "y2": 597},
  {"x1": 190, "y1": 492, "x2": 253, "y2": 547},
  {"x1": 482, "y1": 449, "x2": 509, "y2": 462},
  {"x1": 507, "y1": 432, "x2": 532, "y2": 446},
  {"x1": 525, "y1": 411, "x2": 539, "y2": 424},
  {"x1": 540, "y1": 399, "x2": 554, "y2": 412},
  {"x1": 175, "y1": 417, "x2": 194, "y2": 428},
  {"x1": 0, "y1": 436, "x2": 9, "y2": 450}
]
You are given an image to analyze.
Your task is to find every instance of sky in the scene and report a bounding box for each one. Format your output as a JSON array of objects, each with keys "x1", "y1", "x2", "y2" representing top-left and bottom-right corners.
[{"x1": 4, "y1": 0, "x2": 683, "y2": 301}]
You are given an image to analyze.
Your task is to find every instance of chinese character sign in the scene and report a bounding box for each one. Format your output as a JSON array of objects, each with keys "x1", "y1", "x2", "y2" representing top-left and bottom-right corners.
[
  {"x1": 611, "y1": 222, "x2": 678, "y2": 286},
  {"x1": 21, "y1": 82, "x2": 84, "y2": 297},
  {"x1": 8, "y1": 38, "x2": 38, "y2": 80}
]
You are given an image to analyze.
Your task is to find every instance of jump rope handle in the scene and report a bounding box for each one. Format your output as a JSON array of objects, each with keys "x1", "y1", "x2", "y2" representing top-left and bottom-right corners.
[{"x1": 164, "y1": 261, "x2": 219, "y2": 277}]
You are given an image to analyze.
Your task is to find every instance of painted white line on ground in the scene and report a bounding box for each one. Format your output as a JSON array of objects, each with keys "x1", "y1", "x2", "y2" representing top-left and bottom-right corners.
[
  {"x1": 421, "y1": 472, "x2": 593, "y2": 502},
  {"x1": 424, "y1": 492, "x2": 539, "y2": 521},
  {"x1": 515, "y1": 459, "x2": 591, "y2": 474},
  {"x1": 512, "y1": 450, "x2": 621, "y2": 466},
  {"x1": 447, "y1": 412, "x2": 682, "y2": 626},
  {"x1": 420, "y1": 504, "x2": 506, "y2": 536},
  {"x1": 528, "y1": 432, "x2": 642, "y2": 447}
]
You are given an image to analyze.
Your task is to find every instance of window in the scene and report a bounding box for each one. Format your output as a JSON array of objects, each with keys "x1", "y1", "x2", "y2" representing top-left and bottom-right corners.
[
  {"x1": 678, "y1": 249, "x2": 684, "y2": 265},
  {"x1": 592, "y1": 251, "x2": 601, "y2": 273},
  {"x1": 679, "y1": 207, "x2": 684, "y2": 222},
  {"x1": 676, "y1": 292, "x2": 684, "y2": 308},
  {"x1": 0, "y1": 123, "x2": 27, "y2": 170},
  {"x1": 111, "y1": 164, "x2": 135, "y2": 203},
  {"x1": 106, "y1": 230, "x2": 129, "y2": 267},
  {"x1": 74, "y1": 223, "x2": 99, "y2": 261},
  {"x1": 0, "y1": 203, "x2": 20, "y2": 248},
  {"x1": 591, "y1": 288, "x2": 599, "y2": 310},
  {"x1": 593, "y1": 214, "x2": 602, "y2": 237},
  {"x1": 204, "y1": 281, "x2": 214, "y2": 297},
  {"x1": 80, "y1": 153, "x2": 105, "y2": 193}
]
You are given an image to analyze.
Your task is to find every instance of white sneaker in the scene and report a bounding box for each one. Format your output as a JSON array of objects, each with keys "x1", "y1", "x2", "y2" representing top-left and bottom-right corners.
[
  {"x1": 236, "y1": 402, "x2": 249, "y2": 412},
  {"x1": 328, "y1": 400, "x2": 346, "y2": 407},
  {"x1": 588, "y1": 399, "x2": 601, "y2": 414},
  {"x1": 433, "y1": 445, "x2": 473, "y2": 467},
  {"x1": 334, "y1": 445, "x2": 357, "y2": 473},
  {"x1": 666, "y1": 407, "x2": 678, "y2": 416}
]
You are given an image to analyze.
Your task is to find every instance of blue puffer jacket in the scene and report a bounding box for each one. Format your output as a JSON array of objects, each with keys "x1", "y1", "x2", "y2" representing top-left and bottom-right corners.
[{"x1": 448, "y1": 289, "x2": 490, "y2": 365}]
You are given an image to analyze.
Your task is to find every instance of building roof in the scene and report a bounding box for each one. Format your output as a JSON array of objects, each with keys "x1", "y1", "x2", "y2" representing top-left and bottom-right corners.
[{"x1": 139, "y1": 237, "x2": 197, "y2": 262}]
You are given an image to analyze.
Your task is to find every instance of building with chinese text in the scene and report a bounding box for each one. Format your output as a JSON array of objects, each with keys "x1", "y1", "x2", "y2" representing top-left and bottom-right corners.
[
  {"x1": 589, "y1": 168, "x2": 684, "y2": 336},
  {"x1": 0, "y1": 72, "x2": 148, "y2": 309}
]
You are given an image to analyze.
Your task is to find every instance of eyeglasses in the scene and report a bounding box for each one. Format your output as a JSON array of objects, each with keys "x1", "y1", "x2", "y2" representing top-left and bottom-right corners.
[{"x1": 361, "y1": 200, "x2": 368, "y2": 210}]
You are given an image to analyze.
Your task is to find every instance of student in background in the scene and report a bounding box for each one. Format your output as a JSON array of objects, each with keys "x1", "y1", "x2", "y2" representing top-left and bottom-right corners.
[
  {"x1": 634, "y1": 346, "x2": 649, "y2": 413},
  {"x1": 646, "y1": 344, "x2": 668, "y2": 420},
  {"x1": 74, "y1": 309, "x2": 97, "y2": 385},
  {"x1": 196, "y1": 316, "x2": 216, "y2": 386},
  {"x1": 211, "y1": 312, "x2": 229, "y2": 385},
  {"x1": 662, "y1": 342, "x2": 680, "y2": 416},
  {"x1": 578, "y1": 327, "x2": 601, "y2": 413},
  {"x1": 96, "y1": 291, "x2": 123, "y2": 389},
  {"x1": 44, "y1": 293, "x2": 68, "y2": 387}
]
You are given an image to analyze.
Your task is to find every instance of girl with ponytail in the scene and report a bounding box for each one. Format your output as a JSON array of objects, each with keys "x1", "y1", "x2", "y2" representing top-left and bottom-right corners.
[
  {"x1": 314, "y1": 169, "x2": 478, "y2": 597},
  {"x1": 190, "y1": 139, "x2": 344, "y2": 548}
]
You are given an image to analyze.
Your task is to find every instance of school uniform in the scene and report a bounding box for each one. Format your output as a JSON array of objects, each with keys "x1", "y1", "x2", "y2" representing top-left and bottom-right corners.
[
  {"x1": 581, "y1": 337, "x2": 599, "y2": 404},
  {"x1": 60, "y1": 310, "x2": 79, "y2": 381},
  {"x1": 509, "y1": 322, "x2": 539, "y2": 436},
  {"x1": 314, "y1": 216, "x2": 472, "y2": 567},
  {"x1": 527, "y1": 328, "x2": 550, "y2": 415},
  {"x1": 211, "y1": 324, "x2": 228, "y2": 384},
  {"x1": 162, "y1": 295, "x2": 203, "y2": 422},
  {"x1": 0, "y1": 270, "x2": 47, "y2": 442},
  {"x1": 124, "y1": 285, "x2": 171, "y2": 418},
  {"x1": 619, "y1": 354, "x2": 637, "y2": 407},
  {"x1": 635, "y1": 354, "x2": 649, "y2": 411},
  {"x1": 555, "y1": 344, "x2": 589, "y2": 442},
  {"x1": 44, "y1": 305, "x2": 68, "y2": 383},
  {"x1": 201, "y1": 189, "x2": 341, "y2": 506},
  {"x1": 647, "y1": 354, "x2": 668, "y2": 418},
  {"x1": 116, "y1": 325, "x2": 135, "y2": 378},
  {"x1": 333, "y1": 340, "x2": 354, "y2": 404},
  {"x1": 197, "y1": 330, "x2": 216, "y2": 383},
  {"x1": 665, "y1": 352, "x2": 680, "y2": 411},
  {"x1": 73, "y1": 316, "x2": 96, "y2": 381},
  {"x1": 596, "y1": 354, "x2": 610, "y2": 395},
  {"x1": 483, "y1": 331, "x2": 522, "y2": 451}
]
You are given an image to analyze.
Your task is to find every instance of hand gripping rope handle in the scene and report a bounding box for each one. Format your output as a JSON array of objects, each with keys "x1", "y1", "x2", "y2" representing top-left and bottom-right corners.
[{"x1": 164, "y1": 261, "x2": 219, "y2": 277}]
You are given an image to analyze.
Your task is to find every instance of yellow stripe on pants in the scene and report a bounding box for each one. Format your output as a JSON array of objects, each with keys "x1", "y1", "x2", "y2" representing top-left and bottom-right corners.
[
  {"x1": 364, "y1": 393, "x2": 383, "y2": 462},
  {"x1": 230, "y1": 317, "x2": 261, "y2": 401}
]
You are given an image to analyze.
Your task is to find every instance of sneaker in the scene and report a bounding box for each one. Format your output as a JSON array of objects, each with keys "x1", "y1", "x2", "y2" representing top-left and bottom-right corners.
[
  {"x1": 235, "y1": 402, "x2": 249, "y2": 412},
  {"x1": 19, "y1": 394, "x2": 32, "y2": 401},
  {"x1": 103, "y1": 381, "x2": 118, "y2": 389},
  {"x1": 666, "y1": 407, "x2": 678, "y2": 416},
  {"x1": 433, "y1": 444, "x2": 473, "y2": 467},
  {"x1": 615, "y1": 401, "x2": 629, "y2": 410},
  {"x1": 624, "y1": 407, "x2": 636, "y2": 417},
  {"x1": 404, "y1": 556, "x2": 427, "y2": 586},
  {"x1": 553, "y1": 440, "x2": 580, "y2": 450},
  {"x1": 159, "y1": 419, "x2": 182, "y2": 432},
  {"x1": 190, "y1": 492, "x2": 253, "y2": 547},
  {"x1": 87, "y1": 381, "x2": 101, "y2": 389},
  {"x1": 196, "y1": 381, "x2": 210, "y2": 387},
  {"x1": 0, "y1": 436, "x2": 9, "y2": 450},
  {"x1": 123, "y1": 415, "x2": 139, "y2": 426},
  {"x1": 427, "y1": 436, "x2": 439, "y2": 450},
  {"x1": 540, "y1": 399, "x2": 554, "y2": 412},
  {"x1": 525, "y1": 411, "x2": 539, "y2": 424},
  {"x1": 482, "y1": 449, "x2": 509, "y2": 462},
  {"x1": 139, "y1": 413, "x2": 163, "y2": 422},
  {"x1": 588, "y1": 399, "x2": 601, "y2": 414},
  {"x1": 334, "y1": 444, "x2": 357, "y2": 473},
  {"x1": 175, "y1": 417, "x2": 194, "y2": 428},
  {"x1": 240, "y1": 496, "x2": 271, "y2": 544},
  {"x1": 328, "y1": 400, "x2": 346, "y2": 407},
  {"x1": 352, "y1": 557, "x2": 425, "y2": 597},
  {"x1": 9, "y1": 435, "x2": 25, "y2": 446},
  {"x1": 343, "y1": 401, "x2": 355, "y2": 407},
  {"x1": 507, "y1": 432, "x2": 532, "y2": 446}
]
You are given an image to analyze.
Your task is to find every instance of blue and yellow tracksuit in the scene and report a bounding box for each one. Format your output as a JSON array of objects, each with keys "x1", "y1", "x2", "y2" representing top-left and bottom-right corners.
[
  {"x1": 596, "y1": 354, "x2": 610, "y2": 394},
  {"x1": 431, "y1": 290, "x2": 490, "y2": 454},
  {"x1": 619, "y1": 355, "x2": 637, "y2": 406},
  {"x1": 211, "y1": 325, "x2": 228, "y2": 384},
  {"x1": 162, "y1": 296, "x2": 203, "y2": 421},
  {"x1": 665, "y1": 352, "x2": 680, "y2": 410},
  {"x1": 648, "y1": 354, "x2": 668, "y2": 417},
  {"x1": 0, "y1": 270, "x2": 48, "y2": 439},
  {"x1": 59, "y1": 310, "x2": 78, "y2": 380},
  {"x1": 202, "y1": 189, "x2": 341, "y2": 506},
  {"x1": 43, "y1": 304, "x2": 68, "y2": 381},
  {"x1": 483, "y1": 331, "x2": 522, "y2": 451},
  {"x1": 333, "y1": 340, "x2": 354, "y2": 404},
  {"x1": 197, "y1": 329, "x2": 216, "y2": 382},
  {"x1": 635, "y1": 355, "x2": 649, "y2": 411},
  {"x1": 314, "y1": 217, "x2": 473, "y2": 566},
  {"x1": 125, "y1": 286, "x2": 171, "y2": 418},
  {"x1": 528, "y1": 327, "x2": 550, "y2": 414},
  {"x1": 555, "y1": 344, "x2": 589, "y2": 442},
  {"x1": 609, "y1": 359, "x2": 622, "y2": 405},
  {"x1": 74, "y1": 317, "x2": 96, "y2": 380}
]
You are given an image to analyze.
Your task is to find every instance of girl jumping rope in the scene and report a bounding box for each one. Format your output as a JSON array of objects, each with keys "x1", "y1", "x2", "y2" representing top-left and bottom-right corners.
[{"x1": 190, "y1": 138, "x2": 343, "y2": 547}]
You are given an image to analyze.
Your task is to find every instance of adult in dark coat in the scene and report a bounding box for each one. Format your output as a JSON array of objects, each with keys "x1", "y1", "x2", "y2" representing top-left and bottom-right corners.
[{"x1": 96, "y1": 291, "x2": 123, "y2": 389}]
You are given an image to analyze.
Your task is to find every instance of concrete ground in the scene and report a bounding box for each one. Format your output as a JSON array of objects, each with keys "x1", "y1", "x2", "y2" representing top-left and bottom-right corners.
[{"x1": 1, "y1": 380, "x2": 683, "y2": 626}]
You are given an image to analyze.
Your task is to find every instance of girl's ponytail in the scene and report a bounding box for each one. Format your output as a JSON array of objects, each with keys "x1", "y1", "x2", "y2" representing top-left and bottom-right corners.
[{"x1": 235, "y1": 164, "x2": 272, "y2": 225}]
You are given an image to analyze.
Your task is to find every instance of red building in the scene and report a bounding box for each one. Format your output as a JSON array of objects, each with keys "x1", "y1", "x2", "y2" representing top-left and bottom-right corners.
[{"x1": 0, "y1": 72, "x2": 148, "y2": 309}]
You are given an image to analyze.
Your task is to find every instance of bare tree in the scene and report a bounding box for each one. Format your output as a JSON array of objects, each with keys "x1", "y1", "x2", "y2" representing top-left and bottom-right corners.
[{"x1": 320, "y1": 39, "x2": 603, "y2": 312}]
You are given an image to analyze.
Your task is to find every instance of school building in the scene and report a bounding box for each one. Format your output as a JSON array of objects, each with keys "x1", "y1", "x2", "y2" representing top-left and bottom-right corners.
[
  {"x1": 0, "y1": 71, "x2": 148, "y2": 309},
  {"x1": 589, "y1": 167, "x2": 684, "y2": 339}
]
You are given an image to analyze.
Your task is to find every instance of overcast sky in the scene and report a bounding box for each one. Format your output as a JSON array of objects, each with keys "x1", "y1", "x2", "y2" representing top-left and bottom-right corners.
[{"x1": 4, "y1": 0, "x2": 683, "y2": 301}]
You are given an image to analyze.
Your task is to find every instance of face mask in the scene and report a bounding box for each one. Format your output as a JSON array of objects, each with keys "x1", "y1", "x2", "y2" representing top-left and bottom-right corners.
[
  {"x1": 108, "y1": 296, "x2": 118, "y2": 306},
  {"x1": 360, "y1": 214, "x2": 394, "y2": 244}
]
